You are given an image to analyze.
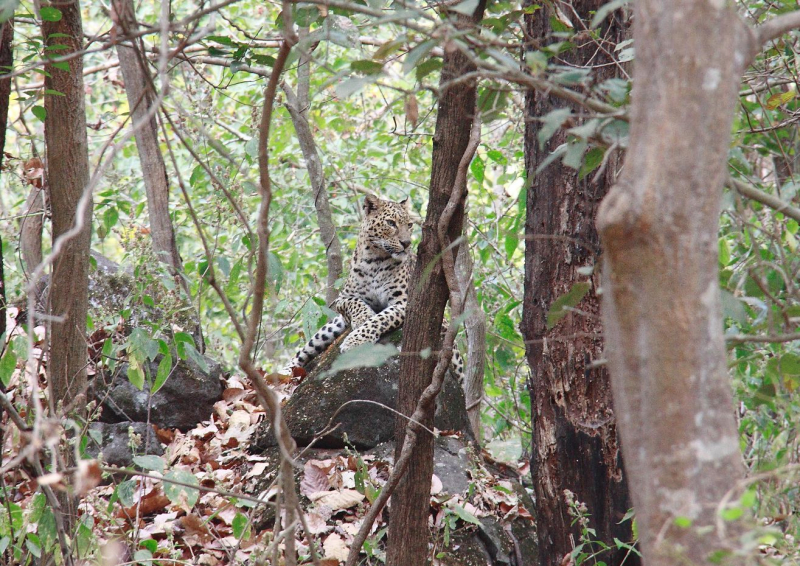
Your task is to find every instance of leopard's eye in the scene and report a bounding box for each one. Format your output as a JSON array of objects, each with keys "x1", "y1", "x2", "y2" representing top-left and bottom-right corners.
[
  {"x1": 408, "y1": 222, "x2": 413, "y2": 228},
  {"x1": 387, "y1": 219, "x2": 397, "y2": 229}
]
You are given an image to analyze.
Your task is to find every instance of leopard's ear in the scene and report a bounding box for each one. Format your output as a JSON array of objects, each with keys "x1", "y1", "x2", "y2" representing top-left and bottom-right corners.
[
  {"x1": 364, "y1": 194, "x2": 383, "y2": 215},
  {"x1": 400, "y1": 197, "x2": 411, "y2": 211}
]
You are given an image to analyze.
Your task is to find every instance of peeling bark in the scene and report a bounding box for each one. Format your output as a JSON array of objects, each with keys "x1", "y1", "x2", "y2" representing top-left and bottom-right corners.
[{"x1": 522, "y1": 4, "x2": 635, "y2": 565}]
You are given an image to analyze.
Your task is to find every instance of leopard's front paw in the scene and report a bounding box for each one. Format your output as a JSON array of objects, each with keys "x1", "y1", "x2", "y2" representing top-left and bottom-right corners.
[{"x1": 340, "y1": 332, "x2": 371, "y2": 352}]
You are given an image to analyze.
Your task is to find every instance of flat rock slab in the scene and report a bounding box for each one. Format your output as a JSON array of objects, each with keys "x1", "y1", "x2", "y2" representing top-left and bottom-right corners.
[{"x1": 251, "y1": 331, "x2": 473, "y2": 450}]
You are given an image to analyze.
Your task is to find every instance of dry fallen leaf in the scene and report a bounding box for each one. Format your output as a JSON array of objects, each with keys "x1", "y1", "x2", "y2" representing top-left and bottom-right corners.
[
  {"x1": 430, "y1": 474, "x2": 442, "y2": 496},
  {"x1": 308, "y1": 488, "x2": 364, "y2": 511},
  {"x1": 323, "y1": 532, "x2": 349, "y2": 562},
  {"x1": 304, "y1": 511, "x2": 332, "y2": 535},
  {"x1": 301, "y1": 460, "x2": 332, "y2": 497},
  {"x1": 75, "y1": 460, "x2": 102, "y2": 496}
]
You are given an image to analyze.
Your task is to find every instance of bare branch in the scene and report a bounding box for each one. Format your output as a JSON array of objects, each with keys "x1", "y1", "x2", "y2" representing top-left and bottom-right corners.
[
  {"x1": 728, "y1": 176, "x2": 800, "y2": 223},
  {"x1": 755, "y1": 10, "x2": 800, "y2": 48}
]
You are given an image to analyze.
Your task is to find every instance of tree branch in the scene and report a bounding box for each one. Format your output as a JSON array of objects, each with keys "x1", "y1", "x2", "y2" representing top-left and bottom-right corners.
[
  {"x1": 755, "y1": 10, "x2": 800, "y2": 48},
  {"x1": 727, "y1": 176, "x2": 800, "y2": 223}
]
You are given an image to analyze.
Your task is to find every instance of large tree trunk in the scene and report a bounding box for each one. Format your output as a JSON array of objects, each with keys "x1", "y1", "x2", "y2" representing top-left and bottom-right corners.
[
  {"x1": 112, "y1": 0, "x2": 183, "y2": 275},
  {"x1": 42, "y1": 0, "x2": 91, "y2": 442},
  {"x1": 522, "y1": 4, "x2": 636, "y2": 566},
  {"x1": 386, "y1": 6, "x2": 485, "y2": 565},
  {"x1": 596, "y1": 2, "x2": 754, "y2": 564}
]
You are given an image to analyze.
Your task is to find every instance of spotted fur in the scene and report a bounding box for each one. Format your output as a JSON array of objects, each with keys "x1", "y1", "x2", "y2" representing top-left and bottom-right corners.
[{"x1": 287, "y1": 194, "x2": 464, "y2": 380}]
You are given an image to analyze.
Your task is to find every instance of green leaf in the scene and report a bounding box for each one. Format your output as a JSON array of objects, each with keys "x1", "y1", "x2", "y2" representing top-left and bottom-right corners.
[
  {"x1": 321, "y1": 343, "x2": 399, "y2": 378},
  {"x1": 116, "y1": 480, "x2": 137, "y2": 507},
  {"x1": 415, "y1": 58, "x2": 442, "y2": 81},
  {"x1": 721, "y1": 506, "x2": 743, "y2": 521},
  {"x1": 44, "y1": 88, "x2": 65, "y2": 96},
  {"x1": 39, "y1": 6, "x2": 62, "y2": 21},
  {"x1": 546, "y1": 282, "x2": 591, "y2": 329},
  {"x1": 37, "y1": 507, "x2": 57, "y2": 552},
  {"x1": 206, "y1": 35, "x2": 235, "y2": 46},
  {"x1": 470, "y1": 155, "x2": 485, "y2": 183},
  {"x1": 50, "y1": 60, "x2": 69, "y2": 72},
  {"x1": 350, "y1": 60, "x2": 385, "y2": 75},
  {"x1": 402, "y1": 40, "x2": 435, "y2": 75},
  {"x1": 163, "y1": 470, "x2": 200, "y2": 508},
  {"x1": 232, "y1": 512, "x2": 248, "y2": 539},
  {"x1": 31, "y1": 105, "x2": 47, "y2": 122},
  {"x1": 449, "y1": 0, "x2": 479, "y2": 15},
  {"x1": 127, "y1": 360, "x2": 144, "y2": 390},
  {"x1": 538, "y1": 108, "x2": 571, "y2": 148},
  {"x1": 103, "y1": 207, "x2": 119, "y2": 231},
  {"x1": 128, "y1": 328, "x2": 159, "y2": 362},
  {"x1": 133, "y1": 455, "x2": 166, "y2": 472},
  {"x1": 579, "y1": 147, "x2": 605, "y2": 180},
  {"x1": 504, "y1": 233, "x2": 518, "y2": 260},
  {"x1": 0, "y1": 0, "x2": 18, "y2": 24},
  {"x1": 133, "y1": 549, "x2": 153, "y2": 564},
  {"x1": 335, "y1": 76, "x2": 374, "y2": 99},
  {"x1": 0, "y1": 348, "x2": 16, "y2": 387},
  {"x1": 152, "y1": 354, "x2": 172, "y2": 394},
  {"x1": 451, "y1": 504, "x2": 481, "y2": 525},
  {"x1": 25, "y1": 535, "x2": 41, "y2": 558},
  {"x1": 140, "y1": 539, "x2": 157, "y2": 554},
  {"x1": 562, "y1": 140, "x2": 587, "y2": 169},
  {"x1": 590, "y1": 0, "x2": 630, "y2": 28}
]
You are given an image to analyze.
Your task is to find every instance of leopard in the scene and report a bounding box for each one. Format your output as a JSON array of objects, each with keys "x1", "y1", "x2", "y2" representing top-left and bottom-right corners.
[{"x1": 286, "y1": 193, "x2": 464, "y2": 381}]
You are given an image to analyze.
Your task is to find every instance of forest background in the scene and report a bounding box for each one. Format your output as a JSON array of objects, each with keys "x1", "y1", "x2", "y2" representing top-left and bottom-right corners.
[{"x1": 0, "y1": 0, "x2": 799, "y2": 565}]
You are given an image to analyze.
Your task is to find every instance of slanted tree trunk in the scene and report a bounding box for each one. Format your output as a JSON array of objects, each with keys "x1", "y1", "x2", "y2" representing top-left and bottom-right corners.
[
  {"x1": 111, "y1": 0, "x2": 183, "y2": 276},
  {"x1": 386, "y1": 5, "x2": 485, "y2": 564},
  {"x1": 596, "y1": 2, "x2": 761, "y2": 564},
  {"x1": 522, "y1": 4, "x2": 636, "y2": 565},
  {"x1": 281, "y1": 38, "x2": 343, "y2": 304},
  {"x1": 455, "y1": 242, "x2": 485, "y2": 440},
  {"x1": 42, "y1": 0, "x2": 91, "y2": 430}
]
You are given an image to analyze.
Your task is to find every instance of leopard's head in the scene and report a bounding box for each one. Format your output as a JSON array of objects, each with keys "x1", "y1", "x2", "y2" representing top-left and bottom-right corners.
[{"x1": 361, "y1": 194, "x2": 414, "y2": 261}]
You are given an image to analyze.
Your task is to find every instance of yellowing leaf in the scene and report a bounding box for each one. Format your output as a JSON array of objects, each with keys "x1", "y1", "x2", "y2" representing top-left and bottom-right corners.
[{"x1": 766, "y1": 89, "x2": 796, "y2": 110}]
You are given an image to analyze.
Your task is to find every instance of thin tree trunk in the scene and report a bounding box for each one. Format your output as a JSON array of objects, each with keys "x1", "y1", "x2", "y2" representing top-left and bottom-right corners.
[
  {"x1": 20, "y1": 185, "x2": 43, "y2": 277},
  {"x1": 42, "y1": 0, "x2": 92, "y2": 531},
  {"x1": 281, "y1": 44, "x2": 343, "y2": 304},
  {"x1": 386, "y1": 6, "x2": 485, "y2": 564},
  {"x1": 597, "y1": 2, "x2": 756, "y2": 564},
  {"x1": 111, "y1": 0, "x2": 183, "y2": 275},
  {"x1": 521, "y1": 4, "x2": 636, "y2": 565},
  {"x1": 455, "y1": 241, "x2": 485, "y2": 441}
]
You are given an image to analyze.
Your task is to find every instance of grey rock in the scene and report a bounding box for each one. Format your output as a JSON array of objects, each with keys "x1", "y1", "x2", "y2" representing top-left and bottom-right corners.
[
  {"x1": 93, "y1": 355, "x2": 223, "y2": 431},
  {"x1": 251, "y1": 330, "x2": 473, "y2": 451},
  {"x1": 84, "y1": 421, "x2": 164, "y2": 468}
]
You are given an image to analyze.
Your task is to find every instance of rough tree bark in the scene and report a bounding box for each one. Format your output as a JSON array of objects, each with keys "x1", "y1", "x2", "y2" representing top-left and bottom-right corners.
[
  {"x1": 522, "y1": 4, "x2": 636, "y2": 565},
  {"x1": 42, "y1": 0, "x2": 91, "y2": 414},
  {"x1": 111, "y1": 0, "x2": 184, "y2": 276},
  {"x1": 41, "y1": 0, "x2": 92, "y2": 531},
  {"x1": 386, "y1": 5, "x2": 485, "y2": 564},
  {"x1": 595, "y1": 2, "x2": 783, "y2": 565}
]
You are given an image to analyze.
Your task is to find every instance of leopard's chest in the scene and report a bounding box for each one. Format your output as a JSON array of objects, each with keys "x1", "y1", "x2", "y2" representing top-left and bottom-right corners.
[{"x1": 349, "y1": 255, "x2": 410, "y2": 312}]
